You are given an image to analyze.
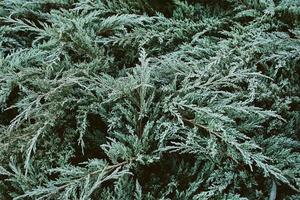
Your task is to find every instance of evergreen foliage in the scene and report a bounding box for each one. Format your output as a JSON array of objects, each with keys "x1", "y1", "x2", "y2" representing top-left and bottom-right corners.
[{"x1": 0, "y1": 0, "x2": 299, "y2": 199}]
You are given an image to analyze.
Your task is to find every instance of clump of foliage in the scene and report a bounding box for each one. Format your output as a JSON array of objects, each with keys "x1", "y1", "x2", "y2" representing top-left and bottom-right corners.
[{"x1": 0, "y1": 0, "x2": 299, "y2": 199}]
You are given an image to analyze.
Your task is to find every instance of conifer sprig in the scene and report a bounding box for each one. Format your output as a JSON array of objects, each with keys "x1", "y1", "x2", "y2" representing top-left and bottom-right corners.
[{"x1": 0, "y1": 0, "x2": 299, "y2": 199}]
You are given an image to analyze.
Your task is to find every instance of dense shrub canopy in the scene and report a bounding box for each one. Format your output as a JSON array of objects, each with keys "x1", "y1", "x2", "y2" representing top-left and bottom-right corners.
[{"x1": 0, "y1": 0, "x2": 299, "y2": 199}]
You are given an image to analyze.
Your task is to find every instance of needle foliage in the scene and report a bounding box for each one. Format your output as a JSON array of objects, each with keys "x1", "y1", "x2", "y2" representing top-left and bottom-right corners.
[{"x1": 0, "y1": 0, "x2": 299, "y2": 199}]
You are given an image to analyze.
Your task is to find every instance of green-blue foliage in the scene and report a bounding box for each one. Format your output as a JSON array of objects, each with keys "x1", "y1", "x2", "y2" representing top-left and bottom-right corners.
[{"x1": 0, "y1": 0, "x2": 299, "y2": 199}]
